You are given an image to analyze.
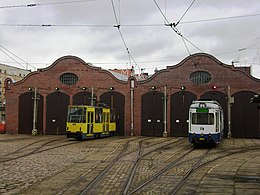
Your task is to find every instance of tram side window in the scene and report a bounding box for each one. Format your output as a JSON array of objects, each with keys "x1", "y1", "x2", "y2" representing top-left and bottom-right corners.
[
  {"x1": 216, "y1": 112, "x2": 219, "y2": 132},
  {"x1": 106, "y1": 112, "x2": 110, "y2": 122},
  {"x1": 103, "y1": 113, "x2": 106, "y2": 122},
  {"x1": 68, "y1": 107, "x2": 86, "y2": 123},
  {"x1": 87, "y1": 112, "x2": 93, "y2": 123},
  {"x1": 192, "y1": 113, "x2": 214, "y2": 125},
  {"x1": 95, "y1": 108, "x2": 102, "y2": 123},
  {"x1": 110, "y1": 111, "x2": 116, "y2": 122}
]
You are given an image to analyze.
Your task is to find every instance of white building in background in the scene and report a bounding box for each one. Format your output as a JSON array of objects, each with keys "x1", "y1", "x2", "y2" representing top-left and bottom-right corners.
[{"x1": 0, "y1": 63, "x2": 31, "y2": 123}]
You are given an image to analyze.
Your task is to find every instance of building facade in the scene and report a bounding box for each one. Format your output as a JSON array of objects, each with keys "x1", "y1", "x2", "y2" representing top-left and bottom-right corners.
[
  {"x1": 0, "y1": 64, "x2": 30, "y2": 126},
  {"x1": 5, "y1": 53, "x2": 260, "y2": 138}
]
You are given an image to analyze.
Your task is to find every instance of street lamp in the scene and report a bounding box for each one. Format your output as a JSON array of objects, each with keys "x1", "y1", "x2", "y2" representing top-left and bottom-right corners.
[{"x1": 30, "y1": 87, "x2": 39, "y2": 136}]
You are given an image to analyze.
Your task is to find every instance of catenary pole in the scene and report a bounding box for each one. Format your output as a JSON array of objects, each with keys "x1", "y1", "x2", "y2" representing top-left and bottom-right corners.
[
  {"x1": 163, "y1": 85, "x2": 168, "y2": 137},
  {"x1": 227, "y1": 85, "x2": 232, "y2": 138},
  {"x1": 32, "y1": 87, "x2": 38, "y2": 136}
]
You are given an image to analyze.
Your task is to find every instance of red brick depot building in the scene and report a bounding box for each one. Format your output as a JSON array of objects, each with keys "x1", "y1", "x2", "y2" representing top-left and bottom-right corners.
[{"x1": 5, "y1": 53, "x2": 260, "y2": 138}]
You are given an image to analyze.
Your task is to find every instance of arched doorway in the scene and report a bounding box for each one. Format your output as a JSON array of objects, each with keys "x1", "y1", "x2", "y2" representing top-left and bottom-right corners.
[
  {"x1": 46, "y1": 92, "x2": 70, "y2": 135},
  {"x1": 73, "y1": 92, "x2": 92, "y2": 105},
  {"x1": 201, "y1": 91, "x2": 228, "y2": 137},
  {"x1": 170, "y1": 91, "x2": 197, "y2": 136},
  {"x1": 232, "y1": 91, "x2": 259, "y2": 138},
  {"x1": 18, "y1": 92, "x2": 43, "y2": 134},
  {"x1": 100, "y1": 91, "x2": 125, "y2": 136},
  {"x1": 141, "y1": 91, "x2": 164, "y2": 137}
]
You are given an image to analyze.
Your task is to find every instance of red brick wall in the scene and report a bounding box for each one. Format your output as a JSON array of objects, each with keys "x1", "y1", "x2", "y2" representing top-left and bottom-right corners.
[
  {"x1": 133, "y1": 53, "x2": 260, "y2": 135},
  {"x1": 5, "y1": 53, "x2": 260, "y2": 135}
]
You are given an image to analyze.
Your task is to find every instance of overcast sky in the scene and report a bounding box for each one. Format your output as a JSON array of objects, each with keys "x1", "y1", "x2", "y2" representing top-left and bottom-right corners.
[{"x1": 0, "y1": 0, "x2": 260, "y2": 78}]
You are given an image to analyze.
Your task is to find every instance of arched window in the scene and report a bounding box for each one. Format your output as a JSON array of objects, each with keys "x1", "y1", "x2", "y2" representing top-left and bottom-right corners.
[
  {"x1": 190, "y1": 71, "x2": 211, "y2": 85},
  {"x1": 59, "y1": 73, "x2": 78, "y2": 85},
  {"x1": 5, "y1": 79, "x2": 12, "y2": 90}
]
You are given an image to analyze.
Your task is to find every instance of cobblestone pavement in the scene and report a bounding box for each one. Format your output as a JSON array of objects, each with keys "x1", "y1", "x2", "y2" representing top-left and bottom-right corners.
[{"x1": 0, "y1": 134, "x2": 260, "y2": 195}]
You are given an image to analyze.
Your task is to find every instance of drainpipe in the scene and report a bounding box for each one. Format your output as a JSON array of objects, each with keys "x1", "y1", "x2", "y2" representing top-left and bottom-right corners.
[
  {"x1": 163, "y1": 85, "x2": 168, "y2": 137},
  {"x1": 130, "y1": 79, "x2": 134, "y2": 136},
  {"x1": 227, "y1": 85, "x2": 233, "y2": 138}
]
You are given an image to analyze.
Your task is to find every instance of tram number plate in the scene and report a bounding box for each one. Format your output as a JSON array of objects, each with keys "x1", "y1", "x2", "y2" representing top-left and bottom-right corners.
[{"x1": 199, "y1": 138, "x2": 205, "y2": 140}]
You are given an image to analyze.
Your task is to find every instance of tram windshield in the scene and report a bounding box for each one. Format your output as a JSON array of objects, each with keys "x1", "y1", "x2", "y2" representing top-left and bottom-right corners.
[
  {"x1": 67, "y1": 107, "x2": 86, "y2": 123},
  {"x1": 192, "y1": 113, "x2": 214, "y2": 125}
]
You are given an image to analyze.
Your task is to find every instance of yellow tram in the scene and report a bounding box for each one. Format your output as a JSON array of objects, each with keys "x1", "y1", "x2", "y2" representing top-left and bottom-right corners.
[{"x1": 66, "y1": 104, "x2": 117, "y2": 140}]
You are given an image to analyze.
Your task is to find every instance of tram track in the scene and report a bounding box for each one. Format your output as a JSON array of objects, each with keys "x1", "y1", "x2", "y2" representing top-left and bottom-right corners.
[
  {"x1": 125, "y1": 139, "x2": 260, "y2": 194},
  {"x1": 2, "y1": 136, "x2": 259, "y2": 195},
  {"x1": 0, "y1": 137, "x2": 80, "y2": 163},
  {"x1": 12, "y1": 136, "x2": 135, "y2": 195},
  {"x1": 53, "y1": 137, "x2": 144, "y2": 195},
  {"x1": 123, "y1": 138, "x2": 188, "y2": 194},
  {"x1": 173, "y1": 146, "x2": 260, "y2": 194},
  {"x1": 79, "y1": 137, "x2": 151, "y2": 195},
  {"x1": 79, "y1": 137, "x2": 186, "y2": 195},
  {"x1": 168, "y1": 143, "x2": 260, "y2": 194},
  {"x1": 0, "y1": 136, "x2": 34, "y2": 142},
  {"x1": 126, "y1": 147, "x2": 210, "y2": 194},
  {"x1": 170, "y1": 149, "x2": 210, "y2": 195}
]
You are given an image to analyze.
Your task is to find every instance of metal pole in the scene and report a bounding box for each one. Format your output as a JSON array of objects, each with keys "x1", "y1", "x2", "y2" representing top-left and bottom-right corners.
[
  {"x1": 32, "y1": 87, "x2": 38, "y2": 136},
  {"x1": 227, "y1": 85, "x2": 232, "y2": 138},
  {"x1": 163, "y1": 85, "x2": 168, "y2": 137},
  {"x1": 130, "y1": 79, "x2": 134, "y2": 136},
  {"x1": 91, "y1": 86, "x2": 94, "y2": 106},
  {"x1": 111, "y1": 94, "x2": 114, "y2": 109}
]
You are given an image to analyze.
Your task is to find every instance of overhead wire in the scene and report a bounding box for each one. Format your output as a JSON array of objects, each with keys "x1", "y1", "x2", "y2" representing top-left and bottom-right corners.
[
  {"x1": 1, "y1": 1, "x2": 259, "y2": 74},
  {"x1": 0, "y1": 23, "x2": 164, "y2": 28},
  {"x1": 110, "y1": 0, "x2": 140, "y2": 73},
  {"x1": 180, "y1": 13, "x2": 260, "y2": 24},
  {"x1": 0, "y1": 47, "x2": 26, "y2": 69},
  {"x1": 0, "y1": 13, "x2": 259, "y2": 28},
  {"x1": 0, "y1": 44, "x2": 36, "y2": 70},
  {"x1": 0, "y1": 0, "x2": 97, "y2": 9},
  {"x1": 175, "y1": 0, "x2": 195, "y2": 26},
  {"x1": 152, "y1": 0, "x2": 203, "y2": 55},
  {"x1": 0, "y1": 24, "x2": 113, "y2": 27}
]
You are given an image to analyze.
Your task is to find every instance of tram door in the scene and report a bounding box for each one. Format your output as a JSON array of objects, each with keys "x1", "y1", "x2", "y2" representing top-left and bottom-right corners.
[
  {"x1": 87, "y1": 110, "x2": 94, "y2": 134},
  {"x1": 103, "y1": 110, "x2": 109, "y2": 133}
]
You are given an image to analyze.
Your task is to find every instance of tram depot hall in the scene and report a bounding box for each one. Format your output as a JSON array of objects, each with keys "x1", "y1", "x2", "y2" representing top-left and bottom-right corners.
[{"x1": 4, "y1": 53, "x2": 260, "y2": 138}]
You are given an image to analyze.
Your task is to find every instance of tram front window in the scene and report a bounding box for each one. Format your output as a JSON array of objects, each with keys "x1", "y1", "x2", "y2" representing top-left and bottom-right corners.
[
  {"x1": 67, "y1": 107, "x2": 86, "y2": 123},
  {"x1": 192, "y1": 113, "x2": 214, "y2": 125}
]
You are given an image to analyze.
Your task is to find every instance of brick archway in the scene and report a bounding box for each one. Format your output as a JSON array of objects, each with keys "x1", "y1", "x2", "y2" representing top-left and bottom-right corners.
[
  {"x1": 73, "y1": 92, "x2": 92, "y2": 105},
  {"x1": 46, "y1": 92, "x2": 70, "y2": 135},
  {"x1": 201, "y1": 91, "x2": 228, "y2": 137},
  {"x1": 141, "y1": 91, "x2": 164, "y2": 137},
  {"x1": 100, "y1": 91, "x2": 125, "y2": 136},
  {"x1": 231, "y1": 91, "x2": 259, "y2": 138},
  {"x1": 18, "y1": 92, "x2": 43, "y2": 134},
  {"x1": 170, "y1": 91, "x2": 197, "y2": 137}
]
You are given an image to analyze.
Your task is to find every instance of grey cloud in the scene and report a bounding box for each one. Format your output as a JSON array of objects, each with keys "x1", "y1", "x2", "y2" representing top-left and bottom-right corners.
[{"x1": 0, "y1": 0, "x2": 259, "y2": 78}]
